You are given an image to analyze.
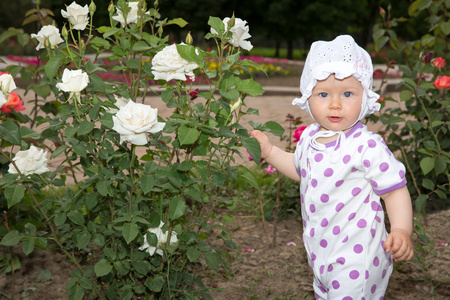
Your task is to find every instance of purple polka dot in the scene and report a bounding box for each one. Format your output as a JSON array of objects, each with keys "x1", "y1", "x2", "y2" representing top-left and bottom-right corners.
[
  {"x1": 302, "y1": 219, "x2": 306, "y2": 227},
  {"x1": 351, "y1": 167, "x2": 358, "y2": 172},
  {"x1": 343, "y1": 297, "x2": 353, "y2": 300},
  {"x1": 399, "y1": 170, "x2": 405, "y2": 178},
  {"x1": 354, "y1": 244, "x2": 363, "y2": 254},
  {"x1": 335, "y1": 202, "x2": 344, "y2": 211},
  {"x1": 324, "y1": 168, "x2": 334, "y2": 177},
  {"x1": 371, "y1": 201, "x2": 383, "y2": 211},
  {"x1": 371, "y1": 229, "x2": 376, "y2": 238},
  {"x1": 311, "y1": 179, "x2": 318, "y2": 187},
  {"x1": 373, "y1": 256, "x2": 380, "y2": 267},
  {"x1": 358, "y1": 145, "x2": 364, "y2": 153},
  {"x1": 349, "y1": 270, "x2": 360, "y2": 279},
  {"x1": 375, "y1": 216, "x2": 381, "y2": 223},
  {"x1": 342, "y1": 236, "x2": 349, "y2": 243},
  {"x1": 363, "y1": 159, "x2": 371, "y2": 167},
  {"x1": 310, "y1": 204, "x2": 316, "y2": 213},
  {"x1": 370, "y1": 180, "x2": 378, "y2": 188},
  {"x1": 371, "y1": 284, "x2": 377, "y2": 294},
  {"x1": 332, "y1": 280, "x2": 340, "y2": 289},
  {"x1": 365, "y1": 270, "x2": 370, "y2": 279},
  {"x1": 336, "y1": 257, "x2": 345, "y2": 265},
  {"x1": 311, "y1": 252, "x2": 316, "y2": 261},
  {"x1": 309, "y1": 130, "x2": 315, "y2": 136},
  {"x1": 352, "y1": 187, "x2": 361, "y2": 196},
  {"x1": 332, "y1": 226, "x2": 340, "y2": 235},
  {"x1": 301, "y1": 168, "x2": 306, "y2": 178},
  {"x1": 348, "y1": 213, "x2": 356, "y2": 221},
  {"x1": 368, "y1": 139, "x2": 376, "y2": 148},
  {"x1": 320, "y1": 194, "x2": 329, "y2": 203},
  {"x1": 335, "y1": 180, "x2": 344, "y2": 187},
  {"x1": 320, "y1": 265, "x2": 325, "y2": 274},
  {"x1": 379, "y1": 162, "x2": 389, "y2": 172},
  {"x1": 354, "y1": 132, "x2": 362, "y2": 138},
  {"x1": 320, "y1": 239, "x2": 328, "y2": 248},
  {"x1": 328, "y1": 265, "x2": 333, "y2": 272},
  {"x1": 357, "y1": 219, "x2": 367, "y2": 228},
  {"x1": 380, "y1": 241, "x2": 386, "y2": 250},
  {"x1": 310, "y1": 228, "x2": 315, "y2": 237},
  {"x1": 364, "y1": 195, "x2": 370, "y2": 203},
  {"x1": 321, "y1": 218, "x2": 328, "y2": 227},
  {"x1": 343, "y1": 155, "x2": 351, "y2": 164},
  {"x1": 299, "y1": 138, "x2": 303, "y2": 145},
  {"x1": 314, "y1": 153, "x2": 323, "y2": 162},
  {"x1": 386, "y1": 147, "x2": 392, "y2": 156}
]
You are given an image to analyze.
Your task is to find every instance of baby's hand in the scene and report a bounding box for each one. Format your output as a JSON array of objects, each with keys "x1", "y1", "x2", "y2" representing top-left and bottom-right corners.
[
  {"x1": 384, "y1": 229, "x2": 414, "y2": 262},
  {"x1": 250, "y1": 130, "x2": 273, "y2": 159}
]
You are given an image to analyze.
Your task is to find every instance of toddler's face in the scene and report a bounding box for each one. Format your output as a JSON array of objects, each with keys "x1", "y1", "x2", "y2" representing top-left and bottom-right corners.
[{"x1": 308, "y1": 74, "x2": 363, "y2": 132}]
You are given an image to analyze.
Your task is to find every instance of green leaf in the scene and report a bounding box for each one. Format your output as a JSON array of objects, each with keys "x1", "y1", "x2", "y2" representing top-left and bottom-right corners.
[
  {"x1": 238, "y1": 166, "x2": 260, "y2": 190},
  {"x1": 262, "y1": 121, "x2": 285, "y2": 136},
  {"x1": 415, "y1": 194, "x2": 428, "y2": 212},
  {"x1": 76, "y1": 231, "x2": 91, "y2": 250},
  {"x1": 22, "y1": 237, "x2": 35, "y2": 256},
  {"x1": 19, "y1": 127, "x2": 40, "y2": 140},
  {"x1": 125, "y1": 59, "x2": 140, "y2": 69},
  {"x1": 169, "y1": 196, "x2": 187, "y2": 220},
  {"x1": 241, "y1": 137, "x2": 261, "y2": 163},
  {"x1": 386, "y1": 116, "x2": 404, "y2": 124},
  {"x1": 0, "y1": 120, "x2": 21, "y2": 145},
  {"x1": 178, "y1": 126, "x2": 199, "y2": 145},
  {"x1": 422, "y1": 179, "x2": 435, "y2": 191},
  {"x1": 54, "y1": 213, "x2": 67, "y2": 226},
  {"x1": 440, "y1": 21, "x2": 450, "y2": 35},
  {"x1": 208, "y1": 16, "x2": 225, "y2": 35},
  {"x1": 239, "y1": 59, "x2": 267, "y2": 75},
  {"x1": 67, "y1": 284, "x2": 84, "y2": 300},
  {"x1": 420, "y1": 157, "x2": 434, "y2": 175},
  {"x1": 204, "y1": 252, "x2": 220, "y2": 272},
  {"x1": 399, "y1": 90, "x2": 413, "y2": 102},
  {"x1": 122, "y1": 222, "x2": 139, "y2": 244},
  {"x1": 176, "y1": 44, "x2": 204, "y2": 66},
  {"x1": 77, "y1": 121, "x2": 95, "y2": 136},
  {"x1": 187, "y1": 247, "x2": 201, "y2": 262},
  {"x1": 145, "y1": 274, "x2": 164, "y2": 292},
  {"x1": 236, "y1": 79, "x2": 264, "y2": 96},
  {"x1": 141, "y1": 174, "x2": 155, "y2": 194},
  {"x1": 94, "y1": 259, "x2": 113, "y2": 277},
  {"x1": 68, "y1": 211, "x2": 85, "y2": 226},
  {"x1": 375, "y1": 36, "x2": 389, "y2": 51},
  {"x1": 45, "y1": 54, "x2": 64, "y2": 80},
  {"x1": 166, "y1": 17, "x2": 188, "y2": 28},
  {"x1": 5, "y1": 185, "x2": 25, "y2": 208},
  {"x1": 90, "y1": 36, "x2": 110, "y2": 50},
  {"x1": 434, "y1": 156, "x2": 447, "y2": 175},
  {"x1": 132, "y1": 41, "x2": 151, "y2": 52},
  {"x1": 0, "y1": 230, "x2": 23, "y2": 246},
  {"x1": 219, "y1": 88, "x2": 240, "y2": 101}
]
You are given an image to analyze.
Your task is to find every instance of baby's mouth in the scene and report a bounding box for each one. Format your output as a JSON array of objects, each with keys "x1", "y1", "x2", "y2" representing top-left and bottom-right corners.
[{"x1": 328, "y1": 116, "x2": 343, "y2": 123}]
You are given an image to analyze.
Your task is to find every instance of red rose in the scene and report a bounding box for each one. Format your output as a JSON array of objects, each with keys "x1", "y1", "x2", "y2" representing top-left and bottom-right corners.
[
  {"x1": 432, "y1": 57, "x2": 445, "y2": 69},
  {"x1": 189, "y1": 88, "x2": 199, "y2": 100},
  {"x1": 433, "y1": 75, "x2": 450, "y2": 89},
  {"x1": 1, "y1": 92, "x2": 25, "y2": 113},
  {"x1": 293, "y1": 126, "x2": 307, "y2": 143}
]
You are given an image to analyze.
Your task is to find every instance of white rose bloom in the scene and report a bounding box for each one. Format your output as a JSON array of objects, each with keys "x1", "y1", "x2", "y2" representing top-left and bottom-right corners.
[
  {"x1": 56, "y1": 69, "x2": 89, "y2": 93},
  {"x1": 211, "y1": 17, "x2": 253, "y2": 51},
  {"x1": 230, "y1": 97, "x2": 242, "y2": 112},
  {"x1": 152, "y1": 44, "x2": 199, "y2": 82},
  {"x1": 61, "y1": 1, "x2": 89, "y2": 31},
  {"x1": 112, "y1": 1, "x2": 148, "y2": 27},
  {"x1": 0, "y1": 73, "x2": 17, "y2": 94},
  {"x1": 8, "y1": 146, "x2": 49, "y2": 175},
  {"x1": 139, "y1": 222, "x2": 178, "y2": 256},
  {"x1": 31, "y1": 25, "x2": 64, "y2": 51},
  {"x1": 0, "y1": 93, "x2": 7, "y2": 108},
  {"x1": 112, "y1": 101, "x2": 165, "y2": 145}
]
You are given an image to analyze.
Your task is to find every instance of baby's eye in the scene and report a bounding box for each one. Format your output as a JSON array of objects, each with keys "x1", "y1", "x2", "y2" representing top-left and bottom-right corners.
[
  {"x1": 343, "y1": 91, "x2": 352, "y2": 97},
  {"x1": 319, "y1": 92, "x2": 328, "y2": 98}
]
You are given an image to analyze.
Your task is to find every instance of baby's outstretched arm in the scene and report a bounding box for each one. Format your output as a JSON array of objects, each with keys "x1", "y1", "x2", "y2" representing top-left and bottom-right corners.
[
  {"x1": 250, "y1": 130, "x2": 301, "y2": 182},
  {"x1": 381, "y1": 185, "x2": 414, "y2": 261}
]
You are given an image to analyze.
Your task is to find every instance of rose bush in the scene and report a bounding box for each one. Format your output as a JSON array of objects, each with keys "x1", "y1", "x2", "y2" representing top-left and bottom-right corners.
[
  {"x1": 7, "y1": 146, "x2": 49, "y2": 175},
  {"x1": 0, "y1": 1, "x2": 276, "y2": 299}
]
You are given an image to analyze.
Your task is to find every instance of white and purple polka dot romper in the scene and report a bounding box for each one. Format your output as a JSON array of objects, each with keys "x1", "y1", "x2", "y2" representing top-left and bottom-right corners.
[{"x1": 294, "y1": 122, "x2": 407, "y2": 300}]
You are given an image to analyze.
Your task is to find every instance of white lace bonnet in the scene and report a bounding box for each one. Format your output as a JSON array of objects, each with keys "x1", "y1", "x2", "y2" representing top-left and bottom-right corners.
[{"x1": 292, "y1": 35, "x2": 380, "y2": 123}]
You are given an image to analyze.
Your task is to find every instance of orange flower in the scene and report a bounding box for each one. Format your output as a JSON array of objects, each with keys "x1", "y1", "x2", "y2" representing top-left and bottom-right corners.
[
  {"x1": 1, "y1": 92, "x2": 25, "y2": 113},
  {"x1": 432, "y1": 57, "x2": 445, "y2": 69},
  {"x1": 433, "y1": 75, "x2": 450, "y2": 89}
]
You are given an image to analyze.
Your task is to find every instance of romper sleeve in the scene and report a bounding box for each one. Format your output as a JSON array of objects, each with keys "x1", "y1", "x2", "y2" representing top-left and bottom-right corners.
[
  {"x1": 360, "y1": 134, "x2": 407, "y2": 195},
  {"x1": 293, "y1": 124, "x2": 317, "y2": 178}
]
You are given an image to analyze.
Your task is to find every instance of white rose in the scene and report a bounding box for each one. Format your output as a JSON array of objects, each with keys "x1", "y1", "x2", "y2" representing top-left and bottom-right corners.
[
  {"x1": 61, "y1": 1, "x2": 89, "y2": 31},
  {"x1": 139, "y1": 222, "x2": 178, "y2": 256},
  {"x1": 31, "y1": 25, "x2": 64, "y2": 51},
  {"x1": 152, "y1": 44, "x2": 199, "y2": 82},
  {"x1": 0, "y1": 73, "x2": 17, "y2": 94},
  {"x1": 56, "y1": 69, "x2": 89, "y2": 93},
  {"x1": 112, "y1": 101, "x2": 165, "y2": 145},
  {"x1": 211, "y1": 17, "x2": 253, "y2": 51},
  {"x1": 0, "y1": 93, "x2": 7, "y2": 108},
  {"x1": 8, "y1": 146, "x2": 49, "y2": 175},
  {"x1": 112, "y1": 1, "x2": 148, "y2": 27},
  {"x1": 230, "y1": 97, "x2": 242, "y2": 112}
]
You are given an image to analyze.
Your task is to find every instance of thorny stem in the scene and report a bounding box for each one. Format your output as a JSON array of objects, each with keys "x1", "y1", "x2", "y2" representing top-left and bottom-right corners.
[
  {"x1": 258, "y1": 189, "x2": 270, "y2": 249},
  {"x1": 3, "y1": 211, "x2": 16, "y2": 298},
  {"x1": 399, "y1": 145, "x2": 421, "y2": 197},
  {"x1": 272, "y1": 172, "x2": 282, "y2": 248}
]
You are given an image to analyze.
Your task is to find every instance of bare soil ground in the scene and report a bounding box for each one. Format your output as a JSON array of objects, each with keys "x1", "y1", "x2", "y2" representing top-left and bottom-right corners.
[{"x1": 1, "y1": 76, "x2": 449, "y2": 299}]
